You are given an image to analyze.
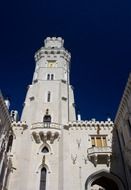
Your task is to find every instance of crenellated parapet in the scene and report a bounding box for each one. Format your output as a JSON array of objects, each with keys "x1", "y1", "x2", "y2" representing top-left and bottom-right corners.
[
  {"x1": 67, "y1": 118, "x2": 114, "y2": 130},
  {"x1": 44, "y1": 37, "x2": 64, "y2": 48},
  {"x1": 66, "y1": 119, "x2": 113, "y2": 167},
  {"x1": 34, "y1": 37, "x2": 71, "y2": 62},
  {"x1": 11, "y1": 121, "x2": 28, "y2": 130}
]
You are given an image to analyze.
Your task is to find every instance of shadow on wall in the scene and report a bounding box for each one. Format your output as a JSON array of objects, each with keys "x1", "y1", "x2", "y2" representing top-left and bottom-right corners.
[
  {"x1": 85, "y1": 170, "x2": 125, "y2": 190},
  {"x1": 110, "y1": 127, "x2": 127, "y2": 190}
]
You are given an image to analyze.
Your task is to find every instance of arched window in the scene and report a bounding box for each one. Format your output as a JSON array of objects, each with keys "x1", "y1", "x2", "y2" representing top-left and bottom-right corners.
[
  {"x1": 47, "y1": 74, "x2": 50, "y2": 80},
  {"x1": 51, "y1": 74, "x2": 54, "y2": 80},
  {"x1": 43, "y1": 115, "x2": 51, "y2": 124},
  {"x1": 41, "y1": 146, "x2": 49, "y2": 153},
  {"x1": 47, "y1": 92, "x2": 51, "y2": 102},
  {"x1": 40, "y1": 167, "x2": 46, "y2": 190},
  {"x1": 43, "y1": 109, "x2": 51, "y2": 127}
]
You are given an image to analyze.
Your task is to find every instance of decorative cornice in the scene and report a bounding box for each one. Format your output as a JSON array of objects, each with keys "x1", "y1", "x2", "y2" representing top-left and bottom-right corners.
[
  {"x1": 34, "y1": 48, "x2": 71, "y2": 62},
  {"x1": 34, "y1": 37, "x2": 71, "y2": 62}
]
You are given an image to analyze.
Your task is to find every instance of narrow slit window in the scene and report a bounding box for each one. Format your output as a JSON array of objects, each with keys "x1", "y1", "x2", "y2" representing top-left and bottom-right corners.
[{"x1": 47, "y1": 92, "x2": 51, "y2": 102}]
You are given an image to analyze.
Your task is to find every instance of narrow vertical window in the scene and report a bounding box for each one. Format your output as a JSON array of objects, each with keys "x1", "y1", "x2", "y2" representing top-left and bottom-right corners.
[
  {"x1": 91, "y1": 137, "x2": 95, "y2": 147},
  {"x1": 47, "y1": 92, "x2": 51, "y2": 102},
  {"x1": 47, "y1": 74, "x2": 50, "y2": 80},
  {"x1": 51, "y1": 74, "x2": 54, "y2": 80},
  {"x1": 40, "y1": 168, "x2": 46, "y2": 190}
]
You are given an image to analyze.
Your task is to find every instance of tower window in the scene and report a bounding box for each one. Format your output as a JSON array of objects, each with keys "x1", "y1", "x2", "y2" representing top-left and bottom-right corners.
[
  {"x1": 47, "y1": 74, "x2": 50, "y2": 80},
  {"x1": 47, "y1": 74, "x2": 54, "y2": 80},
  {"x1": 43, "y1": 115, "x2": 51, "y2": 123},
  {"x1": 47, "y1": 92, "x2": 51, "y2": 102},
  {"x1": 51, "y1": 74, "x2": 54, "y2": 80},
  {"x1": 43, "y1": 109, "x2": 51, "y2": 127},
  {"x1": 40, "y1": 167, "x2": 46, "y2": 190}
]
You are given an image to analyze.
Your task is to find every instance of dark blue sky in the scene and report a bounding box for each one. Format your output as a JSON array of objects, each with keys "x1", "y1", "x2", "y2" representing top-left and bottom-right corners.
[{"x1": 0, "y1": 0, "x2": 131, "y2": 121}]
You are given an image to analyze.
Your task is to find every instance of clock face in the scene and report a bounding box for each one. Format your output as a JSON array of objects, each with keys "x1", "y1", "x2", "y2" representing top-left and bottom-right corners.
[{"x1": 47, "y1": 60, "x2": 56, "y2": 68}]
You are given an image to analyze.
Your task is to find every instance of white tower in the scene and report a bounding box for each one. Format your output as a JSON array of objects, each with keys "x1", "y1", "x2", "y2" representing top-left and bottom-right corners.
[
  {"x1": 8, "y1": 37, "x2": 76, "y2": 190},
  {"x1": 21, "y1": 37, "x2": 76, "y2": 125}
]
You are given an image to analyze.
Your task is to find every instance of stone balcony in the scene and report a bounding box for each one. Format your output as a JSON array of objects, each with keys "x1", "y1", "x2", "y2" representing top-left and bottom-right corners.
[
  {"x1": 88, "y1": 146, "x2": 112, "y2": 167},
  {"x1": 31, "y1": 122, "x2": 61, "y2": 144}
]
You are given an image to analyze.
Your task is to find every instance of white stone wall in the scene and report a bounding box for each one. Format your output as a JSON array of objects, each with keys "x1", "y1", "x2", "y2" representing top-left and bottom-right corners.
[{"x1": 62, "y1": 121, "x2": 113, "y2": 190}]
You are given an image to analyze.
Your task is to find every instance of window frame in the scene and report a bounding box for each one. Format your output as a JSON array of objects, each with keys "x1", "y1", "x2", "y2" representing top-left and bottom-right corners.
[
  {"x1": 91, "y1": 135, "x2": 107, "y2": 147},
  {"x1": 47, "y1": 91, "x2": 51, "y2": 102},
  {"x1": 40, "y1": 167, "x2": 47, "y2": 190},
  {"x1": 47, "y1": 74, "x2": 50, "y2": 80}
]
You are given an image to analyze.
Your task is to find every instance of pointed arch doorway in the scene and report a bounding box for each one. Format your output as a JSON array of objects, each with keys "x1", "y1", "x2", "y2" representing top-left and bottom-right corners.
[{"x1": 85, "y1": 170, "x2": 125, "y2": 190}]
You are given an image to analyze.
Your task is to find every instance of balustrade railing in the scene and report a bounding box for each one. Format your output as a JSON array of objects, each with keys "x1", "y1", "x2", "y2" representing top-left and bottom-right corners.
[
  {"x1": 88, "y1": 146, "x2": 112, "y2": 155},
  {"x1": 32, "y1": 122, "x2": 61, "y2": 129}
]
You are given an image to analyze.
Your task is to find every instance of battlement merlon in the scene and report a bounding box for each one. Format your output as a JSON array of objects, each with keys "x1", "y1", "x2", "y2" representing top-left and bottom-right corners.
[
  {"x1": 44, "y1": 37, "x2": 64, "y2": 48},
  {"x1": 11, "y1": 121, "x2": 28, "y2": 130},
  {"x1": 34, "y1": 37, "x2": 71, "y2": 62},
  {"x1": 67, "y1": 119, "x2": 114, "y2": 129}
]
